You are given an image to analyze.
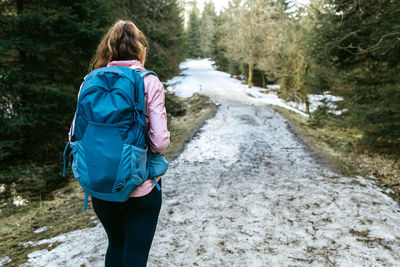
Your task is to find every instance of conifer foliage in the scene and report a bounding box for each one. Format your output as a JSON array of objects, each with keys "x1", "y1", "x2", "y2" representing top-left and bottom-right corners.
[
  {"x1": 306, "y1": 0, "x2": 400, "y2": 151},
  {"x1": 198, "y1": 1, "x2": 217, "y2": 58},
  {"x1": 187, "y1": 8, "x2": 202, "y2": 58},
  {"x1": 0, "y1": 0, "x2": 113, "y2": 162}
]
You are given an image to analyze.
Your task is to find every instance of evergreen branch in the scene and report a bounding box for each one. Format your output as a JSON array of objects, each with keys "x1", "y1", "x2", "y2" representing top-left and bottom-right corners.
[{"x1": 338, "y1": 32, "x2": 400, "y2": 55}]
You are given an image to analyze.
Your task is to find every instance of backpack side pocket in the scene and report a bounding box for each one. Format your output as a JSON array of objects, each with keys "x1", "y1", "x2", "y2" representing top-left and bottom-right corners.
[
  {"x1": 70, "y1": 141, "x2": 81, "y2": 180},
  {"x1": 130, "y1": 145, "x2": 148, "y2": 185},
  {"x1": 148, "y1": 152, "x2": 168, "y2": 178}
]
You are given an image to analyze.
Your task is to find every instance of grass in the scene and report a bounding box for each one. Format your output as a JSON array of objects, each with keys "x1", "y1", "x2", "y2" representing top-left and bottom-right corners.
[
  {"x1": 349, "y1": 228, "x2": 371, "y2": 238},
  {"x1": 0, "y1": 93, "x2": 217, "y2": 266},
  {"x1": 1, "y1": 181, "x2": 97, "y2": 266},
  {"x1": 270, "y1": 105, "x2": 400, "y2": 204}
]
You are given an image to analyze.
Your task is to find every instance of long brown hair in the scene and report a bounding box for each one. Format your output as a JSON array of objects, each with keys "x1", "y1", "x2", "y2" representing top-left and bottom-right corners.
[{"x1": 90, "y1": 20, "x2": 149, "y2": 70}]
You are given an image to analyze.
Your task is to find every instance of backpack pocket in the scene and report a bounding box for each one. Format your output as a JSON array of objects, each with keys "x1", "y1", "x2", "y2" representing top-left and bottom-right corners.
[
  {"x1": 113, "y1": 144, "x2": 148, "y2": 193},
  {"x1": 70, "y1": 141, "x2": 88, "y2": 182},
  {"x1": 148, "y1": 152, "x2": 168, "y2": 178},
  {"x1": 81, "y1": 121, "x2": 124, "y2": 193},
  {"x1": 70, "y1": 142, "x2": 80, "y2": 180},
  {"x1": 130, "y1": 145, "x2": 148, "y2": 184}
]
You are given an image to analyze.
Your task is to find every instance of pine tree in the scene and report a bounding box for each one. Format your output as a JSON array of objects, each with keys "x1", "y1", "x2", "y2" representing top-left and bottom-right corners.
[
  {"x1": 211, "y1": 11, "x2": 230, "y2": 71},
  {"x1": 187, "y1": 8, "x2": 202, "y2": 58},
  {"x1": 0, "y1": 0, "x2": 113, "y2": 162},
  {"x1": 199, "y1": 1, "x2": 217, "y2": 58},
  {"x1": 306, "y1": 0, "x2": 400, "y2": 151}
]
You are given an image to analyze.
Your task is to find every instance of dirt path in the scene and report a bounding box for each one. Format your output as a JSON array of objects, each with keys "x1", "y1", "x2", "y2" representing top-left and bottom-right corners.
[{"x1": 22, "y1": 60, "x2": 400, "y2": 266}]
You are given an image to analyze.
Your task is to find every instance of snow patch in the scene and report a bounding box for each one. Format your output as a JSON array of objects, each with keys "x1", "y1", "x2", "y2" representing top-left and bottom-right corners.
[
  {"x1": 22, "y1": 222, "x2": 106, "y2": 267},
  {"x1": 0, "y1": 256, "x2": 11, "y2": 266},
  {"x1": 34, "y1": 226, "x2": 52, "y2": 234},
  {"x1": 13, "y1": 195, "x2": 28, "y2": 206},
  {"x1": 267, "y1": 84, "x2": 280, "y2": 90}
]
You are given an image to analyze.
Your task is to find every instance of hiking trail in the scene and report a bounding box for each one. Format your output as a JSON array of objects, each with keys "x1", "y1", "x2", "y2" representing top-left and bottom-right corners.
[{"x1": 22, "y1": 59, "x2": 400, "y2": 267}]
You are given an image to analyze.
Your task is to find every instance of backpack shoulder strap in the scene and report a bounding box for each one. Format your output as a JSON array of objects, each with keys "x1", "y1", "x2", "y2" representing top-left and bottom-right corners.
[{"x1": 139, "y1": 70, "x2": 158, "y2": 78}]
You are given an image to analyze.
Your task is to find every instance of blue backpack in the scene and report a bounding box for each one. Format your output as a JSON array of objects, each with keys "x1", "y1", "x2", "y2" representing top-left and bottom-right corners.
[{"x1": 62, "y1": 66, "x2": 168, "y2": 210}]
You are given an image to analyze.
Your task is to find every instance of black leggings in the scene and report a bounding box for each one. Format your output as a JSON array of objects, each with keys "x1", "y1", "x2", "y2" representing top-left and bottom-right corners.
[{"x1": 92, "y1": 180, "x2": 162, "y2": 267}]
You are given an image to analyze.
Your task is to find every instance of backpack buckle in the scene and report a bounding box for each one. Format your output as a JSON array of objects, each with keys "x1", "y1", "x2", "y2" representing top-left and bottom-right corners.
[
  {"x1": 130, "y1": 106, "x2": 137, "y2": 126},
  {"x1": 115, "y1": 183, "x2": 124, "y2": 192}
]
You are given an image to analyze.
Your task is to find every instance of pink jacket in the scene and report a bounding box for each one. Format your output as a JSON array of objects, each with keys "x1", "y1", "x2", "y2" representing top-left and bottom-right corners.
[
  {"x1": 69, "y1": 60, "x2": 170, "y2": 197},
  {"x1": 107, "y1": 60, "x2": 170, "y2": 197}
]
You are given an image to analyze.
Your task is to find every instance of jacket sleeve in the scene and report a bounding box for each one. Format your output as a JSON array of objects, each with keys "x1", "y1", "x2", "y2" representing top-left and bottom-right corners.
[{"x1": 146, "y1": 77, "x2": 170, "y2": 154}]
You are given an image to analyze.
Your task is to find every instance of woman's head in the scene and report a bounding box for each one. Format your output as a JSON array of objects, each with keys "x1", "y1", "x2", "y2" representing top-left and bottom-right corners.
[{"x1": 90, "y1": 20, "x2": 149, "y2": 70}]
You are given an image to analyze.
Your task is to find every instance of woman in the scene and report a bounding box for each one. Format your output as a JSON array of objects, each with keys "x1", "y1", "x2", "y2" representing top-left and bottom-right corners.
[{"x1": 89, "y1": 20, "x2": 170, "y2": 266}]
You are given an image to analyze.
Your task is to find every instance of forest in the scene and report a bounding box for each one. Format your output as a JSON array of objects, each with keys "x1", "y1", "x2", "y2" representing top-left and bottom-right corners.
[{"x1": 1, "y1": 0, "x2": 400, "y2": 265}]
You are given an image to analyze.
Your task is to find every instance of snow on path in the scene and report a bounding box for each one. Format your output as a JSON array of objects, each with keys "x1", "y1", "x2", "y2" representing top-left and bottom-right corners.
[
  {"x1": 167, "y1": 58, "x2": 346, "y2": 115},
  {"x1": 21, "y1": 59, "x2": 400, "y2": 266},
  {"x1": 166, "y1": 59, "x2": 310, "y2": 117}
]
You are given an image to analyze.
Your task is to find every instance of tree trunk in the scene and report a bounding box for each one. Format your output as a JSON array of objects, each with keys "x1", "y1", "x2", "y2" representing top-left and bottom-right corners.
[
  {"x1": 261, "y1": 72, "x2": 266, "y2": 88},
  {"x1": 304, "y1": 63, "x2": 310, "y2": 113},
  {"x1": 17, "y1": 0, "x2": 23, "y2": 14},
  {"x1": 248, "y1": 50, "x2": 254, "y2": 88}
]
